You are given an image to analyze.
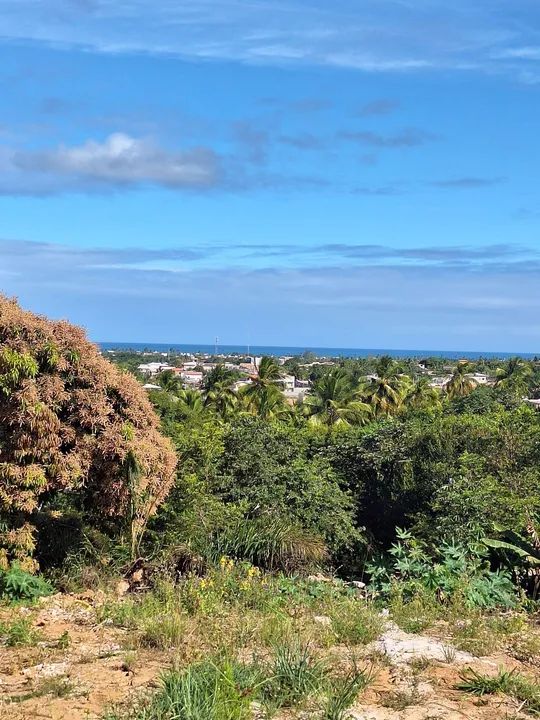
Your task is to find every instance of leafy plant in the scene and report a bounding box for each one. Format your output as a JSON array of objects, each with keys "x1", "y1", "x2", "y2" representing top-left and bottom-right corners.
[
  {"x1": 368, "y1": 528, "x2": 516, "y2": 609},
  {"x1": 0, "y1": 564, "x2": 53, "y2": 601}
]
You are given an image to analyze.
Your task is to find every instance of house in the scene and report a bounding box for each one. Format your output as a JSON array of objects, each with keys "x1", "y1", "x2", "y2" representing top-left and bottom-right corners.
[
  {"x1": 281, "y1": 374, "x2": 296, "y2": 392},
  {"x1": 137, "y1": 362, "x2": 173, "y2": 375},
  {"x1": 181, "y1": 370, "x2": 203, "y2": 385}
]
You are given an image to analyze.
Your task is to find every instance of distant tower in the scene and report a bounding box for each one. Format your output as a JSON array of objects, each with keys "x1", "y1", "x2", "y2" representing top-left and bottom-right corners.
[{"x1": 214, "y1": 336, "x2": 219, "y2": 355}]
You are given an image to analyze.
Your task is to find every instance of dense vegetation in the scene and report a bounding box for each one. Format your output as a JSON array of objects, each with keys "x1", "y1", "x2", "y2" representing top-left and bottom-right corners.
[{"x1": 2, "y1": 300, "x2": 540, "y2": 719}]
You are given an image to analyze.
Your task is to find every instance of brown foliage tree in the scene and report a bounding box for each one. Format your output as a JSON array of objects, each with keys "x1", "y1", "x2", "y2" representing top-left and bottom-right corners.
[{"x1": 0, "y1": 296, "x2": 177, "y2": 569}]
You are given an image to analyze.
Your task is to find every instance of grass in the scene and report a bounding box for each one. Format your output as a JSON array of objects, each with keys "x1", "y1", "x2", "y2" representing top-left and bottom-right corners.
[
  {"x1": 0, "y1": 617, "x2": 41, "y2": 646},
  {"x1": 263, "y1": 641, "x2": 327, "y2": 708},
  {"x1": 105, "y1": 657, "x2": 265, "y2": 720},
  {"x1": 458, "y1": 667, "x2": 540, "y2": 715},
  {"x1": 329, "y1": 600, "x2": 383, "y2": 646},
  {"x1": 321, "y1": 665, "x2": 376, "y2": 720},
  {"x1": 380, "y1": 684, "x2": 422, "y2": 710}
]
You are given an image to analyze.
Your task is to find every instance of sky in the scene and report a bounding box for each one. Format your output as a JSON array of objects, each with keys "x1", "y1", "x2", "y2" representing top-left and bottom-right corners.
[{"x1": 0, "y1": 1, "x2": 539, "y2": 352}]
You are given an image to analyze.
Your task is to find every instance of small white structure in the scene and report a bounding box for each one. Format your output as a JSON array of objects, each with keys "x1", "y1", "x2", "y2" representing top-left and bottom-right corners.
[
  {"x1": 281, "y1": 374, "x2": 296, "y2": 392},
  {"x1": 138, "y1": 362, "x2": 173, "y2": 375},
  {"x1": 181, "y1": 370, "x2": 203, "y2": 385},
  {"x1": 143, "y1": 383, "x2": 162, "y2": 391}
]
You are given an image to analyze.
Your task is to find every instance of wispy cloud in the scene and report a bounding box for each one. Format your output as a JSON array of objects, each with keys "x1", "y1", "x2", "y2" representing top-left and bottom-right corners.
[
  {"x1": 356, "y1": 99, "x2": 400, "y2": 116},
  {"x1": 338, "y1": 127, "x2": 437, "y2": 148},
  {"x1": 4, "y1": 236, "x2": 540, "y2": 349},
  {"x1": 13, "y1": 133, "x2": 221, "y2": 188},
  {"x1": 1, "y1": 1, "x2": 539, "y2": 82},
  {"x1": 0, "y1": 131, "x2": 331, "y2": 195},
  {"x1": 430, "y1": 176, "x2": 506, "y2": 189}
]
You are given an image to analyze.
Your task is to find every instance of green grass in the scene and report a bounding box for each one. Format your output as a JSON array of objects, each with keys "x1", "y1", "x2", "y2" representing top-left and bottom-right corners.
[
  {"x1": 329, "y1": 600, "x2": 383, "y2": 645},
  {"x1": 458, "y1": 667, "x2": 540, "y2": 715},
  {"x1": 0, "y1": 617, "x2": 41, "y2": 646},
  {"x1": 263, "y1": 641, "x2": 327, "y2": 709},
  {"x1": 105, "y1": 657, "x2": 265, "y2": 720},
  {"x1": 321, "y1": 665, "x2": 375, "y2": 720}
]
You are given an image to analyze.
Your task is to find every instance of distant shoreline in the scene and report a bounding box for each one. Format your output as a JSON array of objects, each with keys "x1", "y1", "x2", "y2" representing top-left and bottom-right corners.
[{"x1": 99, "y1": 342, "x2": 538, "y2": 361}]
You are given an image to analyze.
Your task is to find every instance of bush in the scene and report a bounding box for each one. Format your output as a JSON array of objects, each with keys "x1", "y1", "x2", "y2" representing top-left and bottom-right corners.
[
  {"x1": 368, "y1": 528, "x2": 516, "y2": 609},
  {"x1": 0, "y1": 564, "x2": 52, "y2": 602},
  {"x1": 0, "y1": 295, "x2": 176, "y2": 569}
]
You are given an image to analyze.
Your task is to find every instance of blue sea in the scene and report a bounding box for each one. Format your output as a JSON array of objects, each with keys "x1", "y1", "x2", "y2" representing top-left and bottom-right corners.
[{"x1": 99, "y1": 342, "x2": 538, "y2": 360}]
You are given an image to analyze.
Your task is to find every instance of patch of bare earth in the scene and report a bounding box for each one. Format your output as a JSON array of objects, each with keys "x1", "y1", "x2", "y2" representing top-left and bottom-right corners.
[
  {"x1": 1, "y1": 597, "x2": 538, "y2": 720},
  {"x1": 0, "y1": 593, "x2": 166, "y2": 720}
]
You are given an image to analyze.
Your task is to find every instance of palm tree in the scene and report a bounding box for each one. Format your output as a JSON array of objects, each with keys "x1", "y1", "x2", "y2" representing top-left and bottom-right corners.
[
  {"x1": 176, "y1": 387, "x2": 205, "y2": 420},
  {"x1": 242, "y1": 356, "x2": 286, "y2": 419},
  {"x1": 404, "y1": 377, "x2": 442, "y2": 412},
  {"x1": 239, "y1": 382, "x2": 290, "y2": 421},
  {"x1": 303, "y1": 369, "x2": 371, "y2": 427},
  {"x1": 495, "y1": 358, "x2": 533, "y2": 396},
  {"x1": 204, "y1": 383, "x2": 238, "y2": 420},
  {"x1": 157, "y1": 369, "x2": 182, "y2": 395},
  {"x1": 202, "y1": 364, "x2": 239, "y2": 420},
  {"x1": 445, "y1": 362, "x2": 477, "y2": 399},
  {"x1": 202, "y1": 365, "x2": 238, "y2": 393},
  {"x1": 360, "y1": 358, "x2": 409, "y2": 417}
]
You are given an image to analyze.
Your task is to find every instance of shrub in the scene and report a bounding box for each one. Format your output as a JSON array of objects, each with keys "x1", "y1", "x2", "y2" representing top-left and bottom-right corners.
[
  {"x1": 0, "y1": 564, "x2": 52, "y2": 601},
  {"x1": 368, "y1": 528, "x2": 516, "y2": 609},
  {"x1": 0, "y1": 295, "x2": 176, "y2": 568}
]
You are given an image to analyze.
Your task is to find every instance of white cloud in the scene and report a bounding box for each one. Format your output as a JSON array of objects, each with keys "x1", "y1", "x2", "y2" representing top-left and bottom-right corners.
[
  {"x1": 12, "y1": 133, "x2": 221, "y2": 188},
  {"x1": 0, "y1": 1, "x2": 539, "y2": 81}
]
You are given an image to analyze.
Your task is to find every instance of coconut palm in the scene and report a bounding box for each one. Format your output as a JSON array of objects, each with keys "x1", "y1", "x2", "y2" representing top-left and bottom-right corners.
[
  {"x1": 242, "y1": 356, "x2": 285, "y2": 418},
  {"x1": 404, "y1": 377, "x2": 442, "y2": 412},
  {"x1": 204, "y1": 383, "x2": 238, "y2": 420},
  {"x1": 303, "y1": 369, "x2": 371, "y2": 427},
  {"x1": 157, "y1": 369, "x2": 183, "y2": 395},
  {"x1": 239, "y1": 382, "x2": 290, "y2": 421},
  {"x1": 495, "y1": 357, "x2": 533, "y2": 396},
  {"x1": 176, "y1": 387, "x2": 205, "y2": 420},
  {"x1": 445, "y1": 362, "x2": 477, "y2": 399},
  {"x1": 202, "y1": 364, "x2": 238, "y2": 392},
  {"x1": 360, "y1": 358, "x2": 410, "y2": 417}
]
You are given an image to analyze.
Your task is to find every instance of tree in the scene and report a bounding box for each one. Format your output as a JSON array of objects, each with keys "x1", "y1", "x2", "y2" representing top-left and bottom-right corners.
[
  {"x1": 157, "y1": 369, "x2": 183, "y2": 395},
  {"x1": 495, "y1": 357, "x2": 533, "y2": 396},
  {"x1": 445, "y1": 362, "x2": 477, "y2": 399},
  {"x1": 404, "y1": 378, "x2": 442, "y2": 413},
  {"x1": 242, "y1": 356, "x2": 288, "y2": 420},
  {"x1": 360, "y1": 358, "x2": 410, "y2": 417},
  {"x1": 0, "y1": 296, "x2": 176, "y2": 569},
  {"x1": 302, "y1": 369, "x2": 371, "y2": 428}
]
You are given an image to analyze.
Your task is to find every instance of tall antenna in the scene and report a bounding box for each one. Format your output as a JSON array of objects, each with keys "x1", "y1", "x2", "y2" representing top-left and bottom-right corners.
[{"x1": 214, "y1": 336, "x2": 219, "y2": 356}]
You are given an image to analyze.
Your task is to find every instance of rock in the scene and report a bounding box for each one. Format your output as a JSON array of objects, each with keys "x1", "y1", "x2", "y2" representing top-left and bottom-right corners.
[
  {"x1": 131, "y1": 568, "x2": 144, "y2": 583},
  {"x1": 349, "y1": 580, "x2": 366, "y2": 589},
  {"x1": 115, "y1": 580, "x2": 130, "y2": 597},
  {"x1": 313, "y1": 615, "x2": 332, "y2": 626},
  {"x1": 369, "y1": 622, "x2": 474, "y2": 665}
]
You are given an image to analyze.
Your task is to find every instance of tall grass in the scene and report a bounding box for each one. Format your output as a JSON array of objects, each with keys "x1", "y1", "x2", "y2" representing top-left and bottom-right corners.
[
  {"x1": 105, "y1": 658, "x2": 264, "y2": 720},
  {"x1": 205, "y1": 518, "x2": 328, "y2": 572}
]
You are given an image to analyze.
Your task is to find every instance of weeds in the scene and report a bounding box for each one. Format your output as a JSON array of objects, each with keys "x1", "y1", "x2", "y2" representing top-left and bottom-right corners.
[
  {"x1": 329, "y1": 600, "x2": 383, "y2": 645},
  {"x1": 0, "y1": 617, "x2": 40, "y2": 646},
  {"x1": 458, "y1": 667, "x2": 540, "y2": 715},
  {"x1": 263, "y1": 642, "x2": 327, "y2": 708},
  {"x1": 322, "y1": 665, "x2": 375, "y2": 720}
]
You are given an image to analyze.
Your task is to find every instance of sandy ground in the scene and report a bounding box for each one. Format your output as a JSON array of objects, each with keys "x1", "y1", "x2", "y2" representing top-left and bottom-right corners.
[{"x1": 0, "y1": 593, "x2": 537, "y2": 720}]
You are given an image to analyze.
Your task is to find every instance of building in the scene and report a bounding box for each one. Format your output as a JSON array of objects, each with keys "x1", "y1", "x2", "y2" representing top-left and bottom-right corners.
[
  {"x1": 181, "y1": 370, "x2": 203, "y2": 385},
  {"x1": 137, "y1": 362, "x2": 173, "y2": 375}
]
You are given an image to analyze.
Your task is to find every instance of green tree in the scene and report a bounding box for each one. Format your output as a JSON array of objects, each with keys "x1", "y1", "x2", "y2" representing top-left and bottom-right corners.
[
  {"x1": 445, "y1": 362, "x2": 477, "y2": 399},
  {"x1": 303, "y1": 369, "x2": 371, "y2": 428},
  {"x1": 495, "y1": 357, "x2": 533, "y2": 396}
]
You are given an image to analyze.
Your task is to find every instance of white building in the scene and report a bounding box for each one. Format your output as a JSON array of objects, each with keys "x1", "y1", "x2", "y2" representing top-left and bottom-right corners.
[{"x1": 138, "y1": 362, "x2": 173, "y2": 375}]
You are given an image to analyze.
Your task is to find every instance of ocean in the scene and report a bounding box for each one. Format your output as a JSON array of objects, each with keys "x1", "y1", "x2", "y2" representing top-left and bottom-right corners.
[{"x1": 99, "y1": 342, "x2": 538, "y2": 360}]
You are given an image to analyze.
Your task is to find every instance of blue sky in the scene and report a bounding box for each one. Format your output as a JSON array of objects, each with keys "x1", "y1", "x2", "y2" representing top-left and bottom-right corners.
[{"x1": 1, "y1": 1, "x2": 539, "y2": 351}]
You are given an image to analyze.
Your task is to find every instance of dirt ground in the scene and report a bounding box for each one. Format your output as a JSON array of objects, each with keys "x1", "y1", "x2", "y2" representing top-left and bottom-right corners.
[{"x1": 0, "y1": 593, "x2": 537, "y2": 720}]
